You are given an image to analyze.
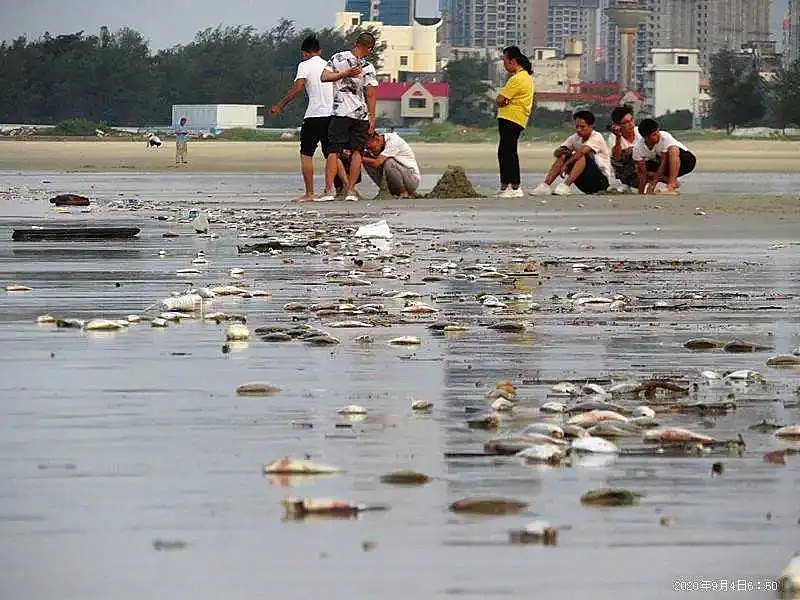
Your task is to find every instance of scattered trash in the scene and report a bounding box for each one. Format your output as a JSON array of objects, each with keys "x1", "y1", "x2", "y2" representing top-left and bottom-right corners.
[{"x1": 354, "y1": 220, "x2": 393, "y2": 240}]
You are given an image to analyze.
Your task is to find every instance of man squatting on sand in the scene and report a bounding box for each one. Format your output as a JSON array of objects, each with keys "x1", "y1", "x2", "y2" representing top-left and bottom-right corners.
[
  {"x1": 607, "y1": 105, "x2": 641, "y2": 191},
  {"x1": 531, "y1": 110, "x2": 612, "y2": 196},
  {"x1": 361, "y1": 130, "x2": 421, "y2": 197},
  {"x1": 319, "y1": 32, "x2": 379, "y2": 202},
  {"x1": 269, "y1": 35, "x2": 349, "y2": 202},
  {"x1": 633, "y1": 118, "x2": 697, "y2": 195}
]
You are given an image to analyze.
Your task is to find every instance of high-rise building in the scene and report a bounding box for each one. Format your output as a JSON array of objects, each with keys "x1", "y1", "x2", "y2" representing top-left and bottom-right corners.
[
  {"x1": 345, "y1": 0, "x2": 418, "y2": 26},
  {"x1": 786, "y1": 0, "x2": 799, "y2": 60},
  {"x1": 447, "y1": 0, "x2": 525, "y2": 48},
  {"x1": 547, "y1": 0, "x2": 598, "y2": 64},
  {"x1": 520, "y1": 0, "x2": 550, "y2": 48}
]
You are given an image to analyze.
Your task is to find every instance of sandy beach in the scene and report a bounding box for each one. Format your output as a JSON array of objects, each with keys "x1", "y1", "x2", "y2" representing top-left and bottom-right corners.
[{"x1": 1, "y1": 138, "x2": 799, "y2": 174}]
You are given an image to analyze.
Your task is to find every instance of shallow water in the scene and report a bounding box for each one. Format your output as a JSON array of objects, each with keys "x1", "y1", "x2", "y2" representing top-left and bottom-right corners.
[{"x1": 1, "y1": 172, "x2": 799, "y2": 600}]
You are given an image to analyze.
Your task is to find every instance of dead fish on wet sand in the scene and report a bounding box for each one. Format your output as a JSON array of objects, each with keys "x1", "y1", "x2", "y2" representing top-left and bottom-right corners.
[
  {"x1": 683, "y1": 338, "x2": 725, "y2": 351},
  {"x1": 449, "y1": 496, "x2": 528, "y2": 515},
  {"x1": 283, "y1": 498, "x2": 389, "y2": 519},
  {"x1": 766, "y1": 354, "x2": 800, "y2": 368},
  {"x1": 580, "y1": 488, "x2": 641, "y2": 507},
  {"x1": 388, "y1": 336, "x2": 421, "y2": 346},
  {"x1": 509, "y1": 520, "x2": 559, "y2": 545},
  {"x1": 225, "y1": 323, "x2": 250, "y2": 341},
  {"x1": 774, "y1": 425, "x2": 800, "y2": 439},
  {"x1": 236, "y1": 382, "x2": 281, "y2": 396},
  {"x1": 5, "y1": 284, "x2": 32, "y2": 292},
  {"x1": 380, "y1": 470, "x2": 431, "y2": 485},
  {"x1": 643, "y1": 427, "x2": 715, "y2": 444},
  {"x1": 263, "y1": 457, "x2": 342, "y2": 475}
]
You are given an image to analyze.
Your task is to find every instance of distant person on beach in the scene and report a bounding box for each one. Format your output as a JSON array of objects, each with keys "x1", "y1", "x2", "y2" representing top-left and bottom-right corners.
[
  {"x1": 530, "y1": 110, "x2": 612, "y2": 196},
  {"x1": 361, "y1": 131, "x2": 420, "y2": 197},
  {"x1": 269, "y1": 35, "x2": 346, "y2": 202},
  {"x1": 174, "y1": 116, "x2": 189, "y2": 164},
  {"x1": 607, "y1": 105, "x2": 641, "y2": 190},
  {"x1": 495, "y1": 45, "x2": 534, "y2": 198},
  {"x1": 318, "y1": 32, "x2": 379, "y2": 202},
  {"x1": 632, "y1": 118, "x2": 696, "y2": 194}
]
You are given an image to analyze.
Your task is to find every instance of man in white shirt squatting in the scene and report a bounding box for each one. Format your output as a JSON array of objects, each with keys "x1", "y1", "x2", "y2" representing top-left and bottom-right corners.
[
  {"x1": 632, "y1": 118, "x2": 697, "y2": 195},
  {"x1": 269, "y1": 35, "x2": 346, "y2": 202},
  {"x1": 361, "y1": 131, "x2": 421, "y2": 198},
  {"x1": 318, "y1": 32, "x2": 379, "y2": 202},
  {"x1": 530, "y1": 110, "x2": 612, "y2": 196},
  {"x1": 607, "y1": 105, "x2": 641, "y2": 190}
]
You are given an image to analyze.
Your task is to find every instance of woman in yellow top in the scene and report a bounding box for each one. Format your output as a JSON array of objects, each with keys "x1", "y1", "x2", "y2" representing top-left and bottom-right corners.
[{"x1": 495, "y1": 46, "x2": 534, "y2": 198}]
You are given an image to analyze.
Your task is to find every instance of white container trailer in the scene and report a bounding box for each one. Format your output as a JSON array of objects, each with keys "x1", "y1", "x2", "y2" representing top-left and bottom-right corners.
[{"x1": 171, "y1": 104, "x2": 264, "y2": 132}]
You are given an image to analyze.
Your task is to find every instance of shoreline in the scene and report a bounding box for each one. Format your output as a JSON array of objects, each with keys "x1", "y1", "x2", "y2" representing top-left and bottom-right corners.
[{"x1": 1, "y1": 139, "x2": 799, "y2": 174}]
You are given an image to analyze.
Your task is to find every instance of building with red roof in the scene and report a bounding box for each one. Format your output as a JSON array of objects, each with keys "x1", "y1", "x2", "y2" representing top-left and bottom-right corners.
[{"x1": 375, "y1": 81, "x2": 450, "y2": 126}]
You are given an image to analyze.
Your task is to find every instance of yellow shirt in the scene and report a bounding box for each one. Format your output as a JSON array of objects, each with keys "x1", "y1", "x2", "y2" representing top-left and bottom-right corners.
[{"x1": 497, "y1": 70, "x2": 534, "y2": 128}]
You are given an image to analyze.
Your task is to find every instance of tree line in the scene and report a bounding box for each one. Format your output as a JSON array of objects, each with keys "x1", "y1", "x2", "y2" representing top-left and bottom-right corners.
[
  {"x1": 1, "y1": 21, "x2": 798, "y2": 133},
  {"x1": 0, "y1": 20, "x2": 371, "y2": 128}
]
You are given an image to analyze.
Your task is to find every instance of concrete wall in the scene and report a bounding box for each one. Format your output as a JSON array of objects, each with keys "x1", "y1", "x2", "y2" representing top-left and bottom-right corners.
[{"x1": 643, "y1": 49, "x2": 700, "y2": 118}]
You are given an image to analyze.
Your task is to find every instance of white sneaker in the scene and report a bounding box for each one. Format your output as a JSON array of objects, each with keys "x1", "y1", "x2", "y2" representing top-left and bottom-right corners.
[
  {"x1": 497, "y1": 187, "x2": 516, "y2": 198},
  {"x1": 530, "y1": 182, "x2": 552, "y2": 196},
  {"x1": 314, "y1": 192, "x2": 335, "y2": 202},
  {"x1": 509, "y1": 187, "x2": 524, "y2": 198},
  {"x1": 344, "y1": 193, "x2": 359, "y2": 202},
  {"x1": 553, "y1": 182, "x2": 572, "y2": 196}
]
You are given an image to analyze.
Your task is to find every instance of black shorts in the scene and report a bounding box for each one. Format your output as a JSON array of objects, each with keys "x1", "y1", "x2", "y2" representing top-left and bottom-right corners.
[
  {"x1": 611, "y1": 157, "x2": 638, "y2": 188},
  {"x1": 327, "y1": 116, "x2": 370, "y2": 153},
  {"x1": 574, "y1": 155, "x2": 610, "y2": 194},
  {"x1": 299, "y1": 117, "x2": 331, "y2": 157},
  {"x1": 645, "y1": 149, "x2": 696, "y2": 177}
]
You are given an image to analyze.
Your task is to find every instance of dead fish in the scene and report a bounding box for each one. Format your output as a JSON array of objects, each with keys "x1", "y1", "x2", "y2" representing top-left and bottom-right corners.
[
  {"x1": 540, "y1": 401, "x2": 567, "y2": 413},
  {"x1": 83, "y1": 319, "x2": 125, "y2": 331},
  {"x1": 353, "y1": 334, "x2": 375, "y2": 344},
  {"x1": 337, "y1": 404, "x2": 367, "y2": 415},
  {"x1": 305, "y1": 335, "x2": 340, "y2": 346},
  {"x1": 468, "y1": 413, "x2": 500, "y2": 429},
  {"x1": 516, "y1": 444, "x2": 567, "y2": 463},
  {"x1": 607, "y1": 380, "x2": 642, "y2": 395},
  {"x1": 160, "y1": 294, "x2": 203, "y2": 312},
  {"x1": 551, "y1": 382, "x2": 581, "y2": 396},
  {"x1": 443, "y1": 324, "x2": 469, "y2": 332},
  {"x1": 567, "y1": 410, "x2": 628, "y2": 427},
  {"x1": 521, "y1": 423, "x2": 564, "y2": 438},
  {"x1": 486, "y1": 388, "x2": 516, "y2": 401},
  {"x1": 562, "y1": 424, "x2": 591, "y2": 439},
  {"x1": 411, "y1": 399, "x2": 433, "y2": 411},
  {"x1": 6, "y1": 284, "x2": 32, "y2": 292},
  {"x1": 632, "y1": 406, "x2": 656, "y2": 419},
  {"x1": 449, "y1": 496, "x2": 528, "y2": 515},
  {"x1": 282, "y1": 302, "x2": 308, "y2": 312},
  {"x1": 766, "y1": 354, "x2": 800, "y2": 368},
  {"x1": 723, "y1": 339, "x2": 774, "y2": 353},
  {"x1": 509, "y1": 520, "x2": 559, "y2": 545},
  {"x1": 488, "y1": 321, "x2": 529, "y2": 334},
  {"x1": 586, "y1": 422, "x2": 640, "y2": 439},
  {"x1": 176, "y1": 268, "x2": 201, "y2": 276},
  {"x1": 126, "y1": 314, "x2": 142, "y2": 323},
  {"x1": 236, "y1": 382, "x2": 281, "y2": 396},
  {"x1": 151, "y1": 318, "x2": 168, "y2": 328},
  {"x1": 748, "y1": 419, "x2": 784, "y2": 433},
  {"x1": 568, "y1": 401, "x2": 627, "y2": 414},
  {"x1": 225, "y1": 324, "x2": 250, "y2": 341},
  {"x1": 36, "y1": 314, "x2": 56, "y2": 324},
  {"x1": 260, "y1": 332, "x2": 293, "y2": 342},
  {"x1": 644, "y1": 427, "x2": 715, "y2": 444},
  {"x1": 204, "y1": 312, "x2": 246, "y2": 324},
  {"x1": 210, "y1": 285, "x2": 249, "y2": 296},
  {"x1": 428, "y1": 321, "x2": 461, "y2": 331},
  {"x1": 572, "y1": 436, "x2": 619, "y2": 453},
  {"x1": 580, "y1": 488, "x2": 641, "y2": 507},
  {"x1": 388, "y1": 336, "x2": 421, "y2": 346},
  {"x1": 582, "y1": 383, "x2": 607, "y2": 396},
  {"x1": 229, "y1": 267, "x2": 245, "y2": 277},
  {"x1": 392, "y1": 291, "x2": 421, "y2": 299},
  {"x1": 283, "y1": 498, "x2": 386, "y2": 519},
  {"x1": 380, "y1": 470, "x2": 431, "y2": 485},
  {"x1": 724, "y1": 369, "x2": 765, "y2": 382},
  {"x1": 263, "y1": 458, "x2": 342, "y2": 475},
  {"x1": 481, "y1": 295, "x2": 507, "y2": 308},
  {"x1": 683, "y1": 338, "x2": 725, "y2": 351},
  {"x1": 400, "y1": 301, "x2": 438, "y2": 314},
  {"x1": 56, "y1": 318, "x2": 85, "y2": 328},
  {"x1": 326, "y1": 320, "x2": 374, "y2": 328},
  {"x1": 491, "y1": 398, "x2": 515, "y2": 411},
  {"x1": 485, "y1": 437, "x2": 533, "y2": 455},
  {"x1": 774, "y1": 425, "x2": 800, "y2": 439}
]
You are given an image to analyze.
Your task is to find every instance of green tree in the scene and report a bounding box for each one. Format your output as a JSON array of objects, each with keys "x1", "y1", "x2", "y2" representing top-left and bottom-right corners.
[
  {"x1": 769, "y1": 59, "x2": 800, "y2": 131},
  {"x1": 443, "y1": 58, "x2": 494, "y2": 128},
  {"x1": 709, "y1": 49, "x2": 766, "y2": 133}
]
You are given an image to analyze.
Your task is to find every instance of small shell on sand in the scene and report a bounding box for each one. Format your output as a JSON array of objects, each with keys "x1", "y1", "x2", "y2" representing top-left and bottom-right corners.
[
  {"x1": 5, "y1": 284, "x2": 32, "y2": 292},
  {"x1": 36, "y1": 314, "x2": 56, "y2": 324},
  {"x1": 226, "y1": 323, "x2": 250, "y2": 341},
  {"x1": 449, "y1": 496, "x2": 528, "y2": 515},
  {"x1": 236, "y1": 382, "x2": 281, "y2": 396},
  {"x1": 388, "y1": 336, "x2": 421, "y2": 345}
]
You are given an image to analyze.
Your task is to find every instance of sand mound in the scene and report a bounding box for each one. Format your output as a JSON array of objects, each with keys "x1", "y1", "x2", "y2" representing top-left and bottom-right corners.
[{"x1": 425, "y1": 165, "x2": 483, "y2": 199}]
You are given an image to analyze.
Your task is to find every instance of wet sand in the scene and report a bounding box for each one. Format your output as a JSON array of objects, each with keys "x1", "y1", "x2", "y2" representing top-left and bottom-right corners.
[
  {"x1": 1, "y1": 138, "x2": 799, "y2": 174},
  {"x1": 0, "y1": 172, "x2": 799, "y2": 599}
]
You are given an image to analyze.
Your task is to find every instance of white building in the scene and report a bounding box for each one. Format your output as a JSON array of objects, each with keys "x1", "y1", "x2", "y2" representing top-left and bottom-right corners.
[
  {"x1": 171, "y1": 105, "x2": 264, "y2": 132},
  {"x1": 642, "y1": 48, "x2": 701, "y2": 118},
  {"x1": 335, "y1": 12, "x2": 440, "y2": 81}
]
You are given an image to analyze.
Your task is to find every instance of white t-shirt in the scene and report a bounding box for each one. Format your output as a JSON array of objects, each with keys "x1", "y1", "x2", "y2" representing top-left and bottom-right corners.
[
  {"x1": 324, "y1": 50, "x2": 379, "y2": 120},
  {"x1": 380, "y1": 133, "x2": 420, "y2": 179},
  {"x1": 632, "y1": 131, "x2": 689, "y2": 162},
  {"x1": 561, "y1": 130, "x2": 612, "y2": 180},
  {"x1": 295, "y1": 55, "x2": 333, "y2": 119},
  {"x1": 607, "y1": 130, "x2": 641, "y2": 152}
]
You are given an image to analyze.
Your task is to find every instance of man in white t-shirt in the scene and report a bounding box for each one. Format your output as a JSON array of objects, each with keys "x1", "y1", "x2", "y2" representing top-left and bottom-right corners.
[
  {"x1": 632, "y1": 118, "x2": 696, "y2": 194},
  {"x1": 530, "y1": 110, "x2": 612, "y2": 196},
  {"x1": 318, "y1": 32, "x2": 380, "y2": 202},
  {"x1": 607, "y1": 105, "x2": 641, "y2": 189},
  {"x1": 361, "y1": 131, "x2": 421, "y2": 197},
  {"x1": 269, "y1": 35, "x2": 343, "y2": 202}
]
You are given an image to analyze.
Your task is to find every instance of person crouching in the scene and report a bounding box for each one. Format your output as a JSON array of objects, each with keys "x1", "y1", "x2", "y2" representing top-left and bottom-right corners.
[{"x1": 361, "y1": 131, "x2": 420, "y2": 198}]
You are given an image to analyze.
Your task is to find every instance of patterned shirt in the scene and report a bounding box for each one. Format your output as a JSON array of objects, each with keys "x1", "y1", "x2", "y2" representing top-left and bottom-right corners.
[{"x1": 324, "y1": 50, "x2": 379, "y2": 120}]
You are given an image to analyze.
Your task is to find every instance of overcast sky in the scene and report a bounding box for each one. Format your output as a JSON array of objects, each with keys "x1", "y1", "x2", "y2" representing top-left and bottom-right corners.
[{"x1": 0, "y1": 0, "x2": 440, "y2": 50}]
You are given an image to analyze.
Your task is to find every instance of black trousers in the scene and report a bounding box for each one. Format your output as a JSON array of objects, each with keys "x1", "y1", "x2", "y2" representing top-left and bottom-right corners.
[{"x1": 497, "y1": 118, "x2": 524, "y2": 186}]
